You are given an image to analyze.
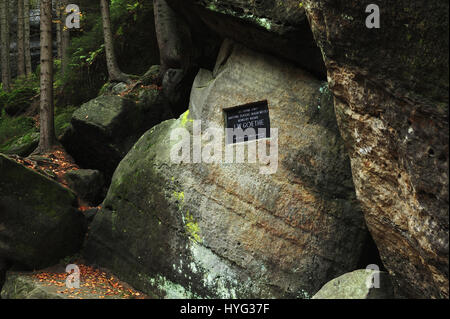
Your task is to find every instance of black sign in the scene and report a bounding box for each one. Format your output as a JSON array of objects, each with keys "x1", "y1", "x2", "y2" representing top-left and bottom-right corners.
[{"x1": 224, "y1": 101, "x2": 271, "y2": 144}]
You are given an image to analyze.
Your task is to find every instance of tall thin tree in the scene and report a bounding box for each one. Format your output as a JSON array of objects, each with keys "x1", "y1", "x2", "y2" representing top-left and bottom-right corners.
[
  {"x1": 0, "y1": 0, "x2": 11, "y2": 91},
  {"x1": 56, "y1": 0, "x2": 62, "y2": 60},
  {"x1": 24, "y1": 0, "x2": 32, "y2": 75},
  {"x1": 35, "y1": 0, "x2": 56, "y2": 153},
  {"x1": 17, "y1": 0, "x2": 26, "y2": 77},
  {"x1": 100, "y1": 0, "x2": 129, "y2": 83}
]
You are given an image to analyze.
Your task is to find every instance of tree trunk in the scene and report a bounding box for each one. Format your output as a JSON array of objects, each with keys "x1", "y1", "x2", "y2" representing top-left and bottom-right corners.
[
  {"x1": 24, "y1": 0, "x2": 32, "y2": 75},
  {"x1": 100, "y1": 0, "x2": 129, "y2": 83},
  {"x1": 0, "y1": 0, "x2": 11, "y2": 91},
  {"x1": 153, "y1": 0, "x2": 192, "y2": 83},
  {"x1": 60, "y1": 0, "x2": 70, "y2": 77},
  {"x1": 17, "y1": 0, "x2": 26, "y2": 77},
  {"x1": 36, "y1": 0, "x2": 56, "y2": 154},
  {"x1": 56, "y1": 0, "x2": 62, "y2": 60}
]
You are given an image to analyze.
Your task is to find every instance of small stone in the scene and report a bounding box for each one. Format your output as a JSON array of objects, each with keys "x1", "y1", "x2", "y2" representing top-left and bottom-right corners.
[{"x1": 312, "y1": 269, "x2": 394, "y2": 299}]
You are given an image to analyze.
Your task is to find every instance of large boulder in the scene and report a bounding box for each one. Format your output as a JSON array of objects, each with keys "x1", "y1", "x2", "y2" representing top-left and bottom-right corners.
[
  {"x1": 64, "y1": 169, "x2": 105, "y2": 206},
  {"x1": 0, "y1": 154, "x2": 85, "y2": 270},
  {"x1": 166, "y1": 0, "x2": 326, "y2": 78},
  {"x1": 1, "y1": 270, "x2": 145, "y2": 299},
  {"x1": 0, "y1": 132, "x2": 39, "y2": 157},
  {"x1": 304, "y1": 1, "x2": 449, "y2": 298},
  {"x1": 61, "y1": 91, "x2": 171, "y2": 179},
  {"x1": 312, "y1": 269, "x2": 394, "y2": 299},
  {"x1": 1, "y1": 273, "x2": 65, "y2": 299},
  {"x1": 84, "y1": 41, "x2": 368, "y2": 298}
]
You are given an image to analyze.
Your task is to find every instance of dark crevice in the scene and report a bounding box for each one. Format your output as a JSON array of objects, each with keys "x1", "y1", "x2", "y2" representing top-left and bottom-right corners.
[
  {"x1": 356, "y1": 233, "x2": 386, "y2": 271},
  {"x1": 0, "y1": 259, "x2": 12, "y2": 297}
]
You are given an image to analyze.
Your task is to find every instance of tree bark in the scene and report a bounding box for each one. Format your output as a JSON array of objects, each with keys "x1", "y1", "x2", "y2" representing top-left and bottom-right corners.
[
  {"x1": 36, "y1": 0, "x2": 56, "y2": 154},
  {"x1": 17, "y1": 0, "x2": 26, "y2": 77},
  {"x1": 153, "y1": 0, "x2": 192, "y2": 83},
  {"x1": 100, "y1": 0, "x2": 129, "y2": 83},
  {"x1": 24, "y1": 0, "x2": 32, "y2": 75},
  {"x1": 0, "y1": 0, "x2": 11, "y2": 91},
  {"x1": 56, "y1": 0, "x2": 62, "y2": 60}
]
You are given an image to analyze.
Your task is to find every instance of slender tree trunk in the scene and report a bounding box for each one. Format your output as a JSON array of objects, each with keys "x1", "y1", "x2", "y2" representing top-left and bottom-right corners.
[
  {"x1": 100, "y1": 0, "x2": 129, "y2": 83},
  {"x1": 60, "y1": 0, "x2": 70, "y2": 77},
  {"x1": 56, "y1": 0, "x2": 62, "y2": 60},
  {"x1": 36, "y1": 0, "x2": 56, "y2": 153},
  {"x1": 17, "y1": 0, "x2": 26, "y2": 77},
  {"x1": 0, "y1": 0, "x2": 11, "y2": 91},
  {"x1": 24, "y1": 0, "x2": 32, "y2": 75}
]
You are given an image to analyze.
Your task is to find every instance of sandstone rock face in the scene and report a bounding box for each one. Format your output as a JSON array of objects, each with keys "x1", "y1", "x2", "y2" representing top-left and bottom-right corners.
[
  {"x1": 304, "y1": 1, "x2": 449, "y2": 298},
  {"x1": 0, "y1": 154, "x2": 85, "y2": 270},
  {"x1": 0, "y1": 132, "x2": 39, "y2": 157},
  {"x1": 1, "y1": 271, "x2": 139, "y2": 299},
  {"x1": 1, "y1": 273, "x2": 65, "y2": 299},
  {"x1": 61, "y1": 92, "x2": 170, "y2": 178},
  {"x1": 312, "y1": 269, "x2": 394, "y2": 299},
  {"x1": 166, "y1": 0, "x2": 326, "y2": 78},
  {"x1": 84, "y1": 41, "x2": 368, "y2": 298}
]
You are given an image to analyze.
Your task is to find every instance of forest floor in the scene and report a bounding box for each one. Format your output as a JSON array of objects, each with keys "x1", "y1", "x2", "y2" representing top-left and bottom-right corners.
[
  {"x1": 5, "y1": 150, "x2": 148, "y2": 299},
  {"x1": 17, "y1": 262, "x2": 148, "y2": 299},
  {"x1": 8, "y1": 146, "x2": 98, "y2": 211}
]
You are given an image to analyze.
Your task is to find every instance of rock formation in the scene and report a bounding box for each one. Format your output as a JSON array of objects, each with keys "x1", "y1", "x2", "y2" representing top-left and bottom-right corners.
[
  {"x1": 84, "y1": 40, "x2": 368, "y2": 298},
  {"x1": 165, "y1": 0, "x2": 326, "y2": 78},
  {"x1": 61, "y1": 89, "x2": 171, "y2": 179},
  {"x1": 304, "y1": 0, "x2": 449, "y2": 298},
  {"x1": 0, "y1": 154, "x2": 85, "y2": 270},
  {"x1": 312, "y1": 269, "x2": 394, "y2": 299}
]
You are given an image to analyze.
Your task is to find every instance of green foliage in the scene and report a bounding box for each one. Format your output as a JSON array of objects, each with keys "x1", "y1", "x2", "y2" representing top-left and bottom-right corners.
[
  {"x1": 1, "y1": 0, "x2": 160, "y2": 150},
  {"x1": 61, "y1": 0, "x2": 159, "y2": 107},
  {"x1": 0, "y1": 75, "x2": 40, "y2": 154},
  {"x1": 59, "y1": 253, "x2": 83, "y2": 266},
  {"x1": 0, "y1": 106, "x2": 77, "y2": 155},
  {"x1": 54, "y1": 106, "x2": 77, "y2": 137},
  {"x1": 3, "y1": 87, "x2": 37, "y2": 116},
  {"x1": 0, "y1": 75, "x2": 39, "y2": 117},
  {"x1": 0, "y1": 113, "x2": 37, "y2": 148}
]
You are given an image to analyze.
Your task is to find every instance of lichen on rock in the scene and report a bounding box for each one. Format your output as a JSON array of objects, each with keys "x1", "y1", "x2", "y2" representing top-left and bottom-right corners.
[{"x1": 83, "y1": 40, "x2": 368, "y2": 299}]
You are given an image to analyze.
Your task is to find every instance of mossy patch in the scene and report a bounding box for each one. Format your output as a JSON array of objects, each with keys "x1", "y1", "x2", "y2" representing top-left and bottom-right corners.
[
  {"x1": 0, "y1": 106, "x2": 76, "y2": 156},
  {"x1": 185, "y1": 211, "x2": 202, "y2": 244}
]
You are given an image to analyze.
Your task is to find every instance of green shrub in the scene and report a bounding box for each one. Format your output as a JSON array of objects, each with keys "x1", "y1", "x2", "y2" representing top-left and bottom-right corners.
[{"x1": 0, "y1": 114, "x2": 37, "y2": 147}]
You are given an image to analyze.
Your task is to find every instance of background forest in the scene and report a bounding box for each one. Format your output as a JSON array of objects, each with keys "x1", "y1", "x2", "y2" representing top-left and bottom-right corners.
[{"x1": 0, "y1": 0, "x2": 158, "y2": 155}]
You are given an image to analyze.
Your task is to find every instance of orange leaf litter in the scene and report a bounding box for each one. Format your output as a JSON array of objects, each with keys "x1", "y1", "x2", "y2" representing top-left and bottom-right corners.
[
  {"x1": 32, "y1": 264, "x2": 145, "y2": 299},
  {"x1": 10, "y1": 146, "x2": 100, "y2": 212}
]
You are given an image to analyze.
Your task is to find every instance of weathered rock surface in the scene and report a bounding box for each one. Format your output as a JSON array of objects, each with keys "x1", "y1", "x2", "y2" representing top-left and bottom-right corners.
[
  {"x1": 61, "y1": 92, "x2": 171, "y2": 178},
  {"x1": 312, "y1": 269, "x2": 394, "y2": 299},
  {"x1": 1, "y1": 273, "x2": 65, "y2": 299},
  {"x1": 141, "y1": 65, "x2": 160, "y2": 86},
  {"x1": 0, "y1": 132, "x2": 39, "y2": 157},
  {"x1": 166, "y1": 0, "x2": 326, "y2": 78},
  {"x1": 0, "y1": 154, "x2": 85, "y2": 270},
  {"x1": 304, "y1": 1, "x2": 449, "y2": 298},
  {"x1": 1, "y1": 270, "x2": 144, "y2": 299},
  {"x1": 84, "y1": 41, "x2": 368, "y2": 298},
  {"x1": 64, "y1": 169, "x2": 105, "y2": 206}
]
